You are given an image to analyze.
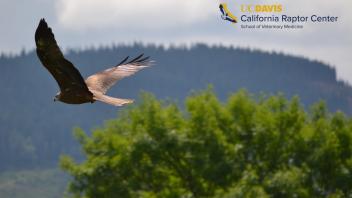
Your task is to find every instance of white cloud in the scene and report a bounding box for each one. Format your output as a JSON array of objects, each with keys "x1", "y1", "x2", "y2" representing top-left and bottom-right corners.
[{"x1": 56, "y1": 0, "x2": 218, "y2": 30}]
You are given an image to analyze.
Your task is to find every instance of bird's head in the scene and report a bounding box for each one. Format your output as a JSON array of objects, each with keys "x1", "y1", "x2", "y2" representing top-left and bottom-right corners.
[{"x1": 54, "y1": 92, "x2": 60, "y2": 102}]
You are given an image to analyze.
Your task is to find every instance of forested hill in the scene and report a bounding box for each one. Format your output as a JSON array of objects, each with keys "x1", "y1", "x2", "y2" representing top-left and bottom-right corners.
[{"x1": 0, "y1": 43, "x2": 351, "y2": 171}]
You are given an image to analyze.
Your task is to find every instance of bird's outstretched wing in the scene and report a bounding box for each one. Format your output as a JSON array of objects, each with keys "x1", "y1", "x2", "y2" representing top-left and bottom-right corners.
[
  {"x1": 85, "y1": 54, "x2": 152, "y2": 94},
  {"x1": 35, "y1": 19, "x2": 90, "y2": 93},
  {"x1": 219, "y1": 4, "x2": 226, "y2": 16}
]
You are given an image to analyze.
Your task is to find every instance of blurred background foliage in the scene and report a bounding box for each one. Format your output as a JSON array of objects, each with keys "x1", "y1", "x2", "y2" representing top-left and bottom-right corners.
[
  {"x1": 1, "y1": 44, "x2": 351, "y2": 172},
  {"x1": 61, "y1": 89, "x2": 352, "y2": 198},
  {"x1": 2, "y1": 44, "x2": 352, "y2": 198}
]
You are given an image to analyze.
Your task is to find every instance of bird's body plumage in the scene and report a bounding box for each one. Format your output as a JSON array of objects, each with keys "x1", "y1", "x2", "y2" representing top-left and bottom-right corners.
[{"x1": 35, "y1": 19, "x2": 151, "y2": 106}]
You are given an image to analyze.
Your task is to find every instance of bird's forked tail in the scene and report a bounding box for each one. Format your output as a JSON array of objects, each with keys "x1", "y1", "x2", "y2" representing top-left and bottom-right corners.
[{"x1": 93, "y1": 93, "x2": 134, "y2": 106}]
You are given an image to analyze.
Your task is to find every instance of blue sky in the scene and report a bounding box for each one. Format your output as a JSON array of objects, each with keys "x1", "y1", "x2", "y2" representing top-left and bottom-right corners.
[{"x1": 1, "y1": 0, "x2": 351, "y2": 83}]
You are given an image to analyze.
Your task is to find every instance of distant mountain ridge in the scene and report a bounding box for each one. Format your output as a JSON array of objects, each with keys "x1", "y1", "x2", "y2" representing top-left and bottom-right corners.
[{"x1": 0, "y1": 43, "x2": 351, "y2": 171}]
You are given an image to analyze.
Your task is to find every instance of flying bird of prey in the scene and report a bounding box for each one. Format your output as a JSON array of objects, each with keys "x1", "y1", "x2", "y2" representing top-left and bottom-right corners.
[
  {"x1": 219, "y1": 3, "x2": 238, "y2": 23},
  {"x1": 35, "y1": 19, "x2": 152, "y2": 106}
]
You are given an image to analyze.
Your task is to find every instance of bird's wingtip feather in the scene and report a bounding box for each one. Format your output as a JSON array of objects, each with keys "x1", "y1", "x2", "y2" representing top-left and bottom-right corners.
[{"x1": 116, "y1": 53, "x2": 154, "y2": 67}]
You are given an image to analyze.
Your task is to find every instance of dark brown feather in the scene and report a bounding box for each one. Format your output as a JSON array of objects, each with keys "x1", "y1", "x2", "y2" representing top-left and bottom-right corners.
[
  {"x1": 127, "y1": 53, "x2": 144, "y2": 64},
  {"x1": 35, "y1": 19, "x2": 91, "y2": 96},
  {"x1": 116, "y1": 56, "x2": 129, "y2": 66}
]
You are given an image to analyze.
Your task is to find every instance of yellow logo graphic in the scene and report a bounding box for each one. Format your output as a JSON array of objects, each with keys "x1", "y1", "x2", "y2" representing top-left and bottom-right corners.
[{"x1": 219, "y1": 3, "x2": 238, "y2": 24}]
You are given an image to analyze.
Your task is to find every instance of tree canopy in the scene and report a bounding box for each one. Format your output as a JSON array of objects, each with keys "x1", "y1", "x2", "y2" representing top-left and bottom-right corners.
[{"x1": 61, "y1": 89, "x2": 352, "y2": 198}]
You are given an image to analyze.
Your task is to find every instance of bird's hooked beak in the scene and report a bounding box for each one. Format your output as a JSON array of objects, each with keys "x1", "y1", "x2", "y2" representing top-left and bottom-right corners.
[{"x1": 53, "y1": 95, "x2": 59, "y2": 102}]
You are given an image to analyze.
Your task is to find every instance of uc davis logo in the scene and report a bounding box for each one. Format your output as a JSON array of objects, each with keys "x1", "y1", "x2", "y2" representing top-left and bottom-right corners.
[{"x1": 219, "y1": 3, "x2": 238, "y2": 24}]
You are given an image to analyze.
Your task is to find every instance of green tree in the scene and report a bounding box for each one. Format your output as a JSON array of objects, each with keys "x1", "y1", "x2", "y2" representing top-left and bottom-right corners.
[{"x1": 61, "y1": 89, "x2": 352, "y2": 198}]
